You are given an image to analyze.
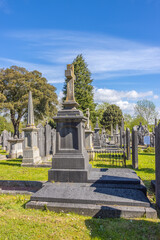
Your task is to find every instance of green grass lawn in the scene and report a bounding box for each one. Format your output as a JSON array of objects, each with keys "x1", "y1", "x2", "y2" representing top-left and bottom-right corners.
[
  {"x1": 0, "y1": 151, "x2": 160, "y2": 239},
  {"x1": 0, "y1": 194, "x2": 160, "y2": 240}
]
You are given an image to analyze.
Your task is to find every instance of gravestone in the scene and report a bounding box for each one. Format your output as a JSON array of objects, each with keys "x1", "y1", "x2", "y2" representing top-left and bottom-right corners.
[
  {"x1": 132, "y1": 126, "x2": 138, "y2": 169},
  {"x1": 126, "y1": 128, "x2": 131, "y2": 160},
  {"x1": 22, "y1": 91, "x2": 41, "y2": 166},
  {"x1": 93, "y1": 117, "x2": 101, "y2": 149},
  {"x1": 2, "y1": 130, "x2": 9, "y2": 151},
  {"x1": 48, "y1": 64, "x2": 91, "y2": 182},
  {"x1": 45, "y1": 123, "x2": 52, "y2": 159},
  {"x1": 120, "y1": 127, "x2": 122, "y2": 148},
  {"x1": 37, "y1": 123, "x2": 45, "y2": 158},
  {"x1": 155, "y1": 123, "x2": 160, "y2": 208},
  {"x1": 8, "y1": 135, "x2": 24, "y2": 159},
  {"x1": 51, "y1": 128, "x2": 56, "y2": 155},
  {"x1": 85, "y1": 108, "x2": 93, "y2": 150},
  {"x1": 26, "y1": 64, "x2": 157, "y2": 219}
]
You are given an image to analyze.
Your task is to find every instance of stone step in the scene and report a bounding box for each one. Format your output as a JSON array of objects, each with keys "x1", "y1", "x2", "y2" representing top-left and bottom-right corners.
[
  {"x1": 88, "y1": 168, "x2": 141, "y2": 184},
  {"x1": 26, "y1": 201, "x2": 157, "y2": 219},
  {"x1": 30, "y1": 182, "x2": 150, "y2": 207}
]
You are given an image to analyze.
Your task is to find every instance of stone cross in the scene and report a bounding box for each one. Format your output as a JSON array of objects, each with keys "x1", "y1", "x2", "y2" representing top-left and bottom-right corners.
[
  {"x1": 86, "y1": 108, "x2": 90, "y2": 130},
  {"x1": 65, "y1": 64, "x2": 76, "y2": 102},
  {"x1": 27, "y1": 91, "x2": 34, "y2": 127}
]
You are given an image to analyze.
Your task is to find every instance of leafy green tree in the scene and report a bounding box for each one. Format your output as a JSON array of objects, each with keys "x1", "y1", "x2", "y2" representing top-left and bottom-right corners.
[
  {"x1": 0, "y1": 66, "x2": 58, "y2": 136},
  {"x1": 100, "y1": 104, "x2": 123, "y2": 129},
  {"x1": 63, "y1": 54, "x2": 96, "y2": 122},
  {"x1": 134, "y1": 99, "x2": 157, "y2": 125},
  {"x1": 0, "y1": 116, "x2": 13, "y2": 134}
]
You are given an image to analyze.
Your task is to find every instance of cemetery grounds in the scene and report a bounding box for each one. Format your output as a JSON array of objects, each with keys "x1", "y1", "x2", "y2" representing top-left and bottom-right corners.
[{"x1": 0, "y1": 147, "x2": 160, "y2": 240}]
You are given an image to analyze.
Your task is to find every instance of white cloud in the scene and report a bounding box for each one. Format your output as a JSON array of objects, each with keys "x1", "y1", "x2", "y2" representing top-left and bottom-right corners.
[
  {"x1": 94, "y1": 88, "x2": 159, "y2": 115},
  {"x1": 94, "y1": 88, "x2": 156, "y2": 103},
  {"x1": 2, "y1": 29, "x2": 160, "y2": 83}
]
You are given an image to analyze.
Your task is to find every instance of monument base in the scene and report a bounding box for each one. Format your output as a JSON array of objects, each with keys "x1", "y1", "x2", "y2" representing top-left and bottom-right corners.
[
  {"x1": 22, "y1": 147, "x2": 41, "y2": 166},
  {"x1": 26, "y1": 168, "x2": 157, "y2": 219}
]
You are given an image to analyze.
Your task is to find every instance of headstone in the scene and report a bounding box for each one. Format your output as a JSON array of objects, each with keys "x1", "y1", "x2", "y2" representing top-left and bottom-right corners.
[
  {"x1": 93, "y1": 117, "x2": 101, "y2": 149},
  {"x1": 144, "y1": 135, "x2": 150, "y2": 145},
  {"x1": 51, "y1": 128, "x2": 56, "y2": 155},
  {"x1": 37, "y1": 123, "x2": 45, "y2": 158},
  {"x1": 2, "y1": 130, "x2": 9, "y2": 151},
  {"x1": 132, "y1": 126, "x2": 138, "y2": 169},
  {"x1": 85, "y1": 108, "x2": 93, "y2": 150},
  {"x1": 48, "y1": 64, "x2": 91, "y2": 182},
  {"x1": 126, "y1": 128, "x2": 131, "y2": 160},
  {"x1": 120, "y1": 127, "x2": 122, "y2": 148},
  {"x1": 8, "y1": 135, "x2": 24, "y2": 159},
  {"x1": 22, "y1": 91, "x2": 41, "y2": 166},
  {"x1": 45, "y1": 123, "x2": 52, "y2": 159},
  {"x1": 155, "y1": 123, "x2": 160, "y2": 208}
]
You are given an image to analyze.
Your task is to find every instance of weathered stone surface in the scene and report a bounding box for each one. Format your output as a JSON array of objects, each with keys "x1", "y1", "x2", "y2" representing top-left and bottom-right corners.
[
  {"x1": 8, "y1": 138, "x2": 24, "y2": 159},
  {"x1": 93, "y1": 117, "x2": 101, "y2": 149},
  {"x1": 22, "y1": 91, "x2": 41, "y2": 166},
  {"x1": 132, "y1": 127, "x2": 138, "y2": 169},
  {"x1": 155, "y1": 123, "x2": 160, "y2": 208},
  {"x1": 126, "y1": 128, "x2": 131, "y2": 160},
  {"x1": 48, "y1": 64, "x2": 90, "y2": 182},
  {"x1": 26, "y1": 178, "x2": 157, "y2": 218},
  {"x1": 26, "y1": 201, "x2": 157, "y2": 218}
]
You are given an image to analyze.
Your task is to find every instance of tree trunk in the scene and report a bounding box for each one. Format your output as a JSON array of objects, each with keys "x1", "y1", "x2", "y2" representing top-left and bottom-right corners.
[{"x1": 13, "y1": 122, "x2": 20, "y2": 137}]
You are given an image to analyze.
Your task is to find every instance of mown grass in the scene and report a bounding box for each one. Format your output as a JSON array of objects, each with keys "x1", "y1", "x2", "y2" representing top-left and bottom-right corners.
[
  {"x1": 0, "y1": 151, "x2": 159, "y2": 239},
  {"x1": 0, "y1": 158, "x2": 49, "y2": 181},
  {"x1": 0, "y1": 194, "x2": 160, "y2": 240}
]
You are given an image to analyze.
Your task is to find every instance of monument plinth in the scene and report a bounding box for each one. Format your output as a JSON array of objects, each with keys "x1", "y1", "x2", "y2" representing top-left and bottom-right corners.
[{"x1": 48, "y1": 64, "x2": 91, "y2": 182}]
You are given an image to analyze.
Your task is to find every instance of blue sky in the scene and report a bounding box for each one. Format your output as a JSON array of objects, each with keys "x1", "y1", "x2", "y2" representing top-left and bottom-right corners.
[{"x1": 0, "y1": 0, "x2": 160, "y2": 115}]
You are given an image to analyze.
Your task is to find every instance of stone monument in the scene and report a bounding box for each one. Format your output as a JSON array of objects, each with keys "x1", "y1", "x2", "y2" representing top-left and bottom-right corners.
[
  {"x1": 8, "y1": 135, "x2": 24, "y2": 159},
  {"x1": 93, "y1": 117, "x2": 101, "y2": 149},
  {"x1": 155, "y1": 123, "x2": 160, "y2": 208},
  {"x1": 22, "y1": 91, "x2": 41, "y2": 166},
  {"x1": 85, "y1": 108, "x2": 93, "y2": 150},
  {"x1": 26, "y1": 64, "x2": 156, "y2": 219},
  {"x1": 132, "y1": 126, "x2": 138, "y2": 169},
  {"x1": 48, "y1": 64, "x2": 91, "y2": 182}
]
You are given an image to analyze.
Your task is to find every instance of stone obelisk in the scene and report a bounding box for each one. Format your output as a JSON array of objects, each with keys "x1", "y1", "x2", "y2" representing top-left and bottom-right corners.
[
  {"x1": 48, "y1": 64, "x2": 91, "y2": 182},
  {"x1": 22, "y1": 91, "x2": 41, "y2": 166}
]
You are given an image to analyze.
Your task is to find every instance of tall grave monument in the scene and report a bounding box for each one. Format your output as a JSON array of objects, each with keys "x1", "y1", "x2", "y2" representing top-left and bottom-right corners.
[
  {"x1": 26, "y1": 64, "x2": 156, "y2": 219},
  {"x1": 22, "y1": 91, "x2": 41, "y2": 166},
  {"x1": 48, "y1": 64, "x2": 91, "y2": 182}
]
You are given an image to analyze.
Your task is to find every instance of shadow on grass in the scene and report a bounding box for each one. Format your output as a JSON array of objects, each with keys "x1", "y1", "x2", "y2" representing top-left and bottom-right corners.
[
  {"x1": 136, "y1": 168, "x2": 155, "y2": 174},
  {"x1": 0, "y1": 161, "x2": 21, "y2": 167},
  {"x1": 139, "y1": 153, "x2": 155, "y2": 156},
  {"x1": 85, "y1": 218, "x2": 160, "y2": 240},
  {"x1": 8, "y1": 159, "x2": 22, "y2": 163},
  {"x1": 91, "y1": 163, "x2": 125, "y2": 168}
]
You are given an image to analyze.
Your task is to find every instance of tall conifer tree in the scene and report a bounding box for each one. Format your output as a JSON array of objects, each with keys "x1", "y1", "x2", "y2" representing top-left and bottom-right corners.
[{"x1": 63, "y1": 54, "x2": 96, "y2": 122}]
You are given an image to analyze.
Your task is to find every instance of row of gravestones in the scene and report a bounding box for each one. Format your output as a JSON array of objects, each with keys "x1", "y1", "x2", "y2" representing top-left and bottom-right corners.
[{"x1": 0, "y1": 124, "x2": 56, "y2": 160}]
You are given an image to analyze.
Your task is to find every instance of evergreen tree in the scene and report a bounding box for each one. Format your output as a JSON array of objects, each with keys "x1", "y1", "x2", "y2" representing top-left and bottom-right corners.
[{"x1": 63, "y1": 54, "x2": 96, "y2": 122}]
